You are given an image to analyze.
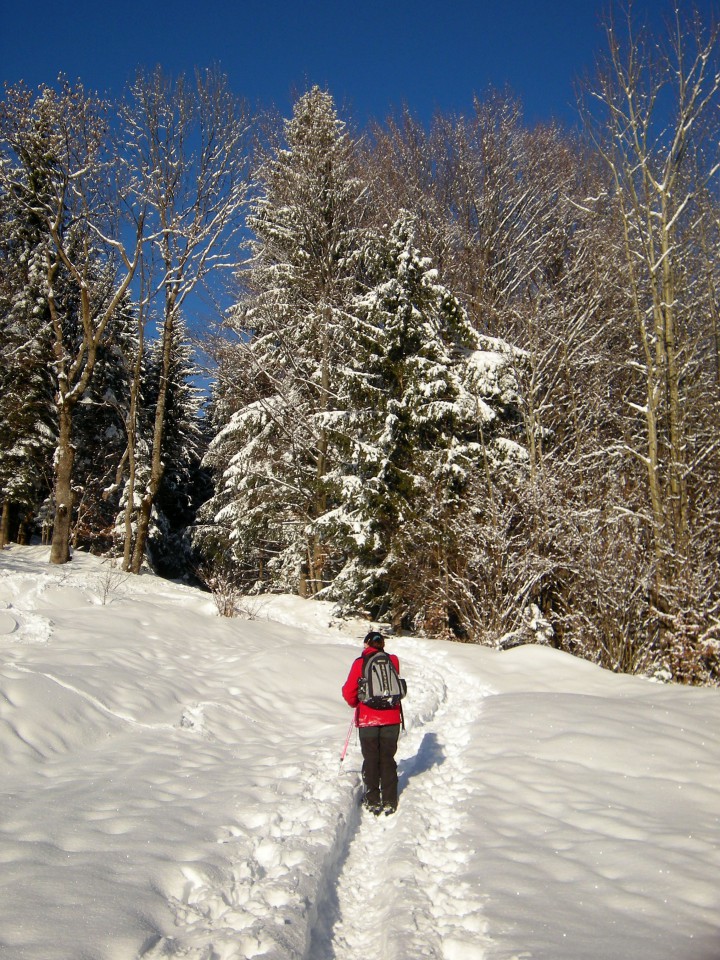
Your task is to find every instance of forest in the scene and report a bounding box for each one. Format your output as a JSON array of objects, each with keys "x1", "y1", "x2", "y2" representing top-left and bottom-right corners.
[{"x1": 1, "y1": 8, "x2": 719, "y2": 685}]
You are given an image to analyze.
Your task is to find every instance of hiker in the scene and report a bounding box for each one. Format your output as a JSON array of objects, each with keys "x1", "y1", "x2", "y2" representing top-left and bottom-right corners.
[{"x1": 342, "y1": 631, "x2": 403, "y2": 816}]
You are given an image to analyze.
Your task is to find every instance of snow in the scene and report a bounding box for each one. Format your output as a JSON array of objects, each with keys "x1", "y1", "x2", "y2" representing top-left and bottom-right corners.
[{"x1": 0, "y1": 544, "x2": 718, "y2": 960}]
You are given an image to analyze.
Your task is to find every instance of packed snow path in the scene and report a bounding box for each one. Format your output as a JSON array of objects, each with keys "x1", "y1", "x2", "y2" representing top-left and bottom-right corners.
[
  {"x1": 142, "y1": 640, "x2": 493, "y2": 960},
  {"x1": 310, "y1": 644, "x2": 491, "y2": 960}
]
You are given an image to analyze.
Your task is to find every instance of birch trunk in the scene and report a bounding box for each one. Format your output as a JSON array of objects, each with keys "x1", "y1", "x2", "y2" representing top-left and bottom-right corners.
[{"x1": 50, "y1": 402, "x2": 75, "y2": 564}]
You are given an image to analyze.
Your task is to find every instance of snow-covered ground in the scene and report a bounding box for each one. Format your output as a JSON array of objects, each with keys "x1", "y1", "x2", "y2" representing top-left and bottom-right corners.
[{"x1": 0, "y1": 545, "x2": 718, "y2": 960}]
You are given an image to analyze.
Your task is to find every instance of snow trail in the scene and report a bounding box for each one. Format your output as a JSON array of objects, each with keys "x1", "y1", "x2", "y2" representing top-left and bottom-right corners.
[
  {"x1": 310, "y1": 644, "x2": 492, "y2": 960},
  {"x1": 139, "y1": 639, "x2": 492, "y2": 960}
]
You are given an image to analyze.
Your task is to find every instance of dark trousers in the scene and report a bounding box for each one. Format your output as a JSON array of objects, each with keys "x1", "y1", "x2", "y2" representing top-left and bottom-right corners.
[{"x1": 359, "y1": 724, "x2": 400, "y2": 807}]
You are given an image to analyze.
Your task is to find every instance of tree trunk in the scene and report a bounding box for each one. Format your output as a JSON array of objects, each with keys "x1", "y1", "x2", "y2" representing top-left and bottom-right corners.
[
  {"x1": 129, "y1": 301, "x2": 175, "y2": 573},
  {"x1": 305, "y1": 538, "x2": 327, "y2": 596},
  {"x1": 659, "y1": 212, "x2": 688, "y2": 558},
  {"x1": 121, "y1": 318, "x2": 145, "y2": 571},
  {"x1": 17, "y1": 516, "x2": 28, "y2": 545},
  {"x1": 305, "y1": 321, "x2": 331, "y2": 595},
  {"x1": 50, "y1": 403, "x2": 75, "y2": 564},
  {"x1": 122, "y1": 445, "x2": 137, "y2": 571},
  {"x1": 130, "y1": 494, "x2": 153, "y2": 573},
  {"x1": 0, "y1": 500, "x2": 10, "y2": 548}
]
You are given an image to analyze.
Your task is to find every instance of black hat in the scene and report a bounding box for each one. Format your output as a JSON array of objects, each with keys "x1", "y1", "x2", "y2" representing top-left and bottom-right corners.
[{"x1": 364, "y1": 631, "x2": 384, "y2": 649}]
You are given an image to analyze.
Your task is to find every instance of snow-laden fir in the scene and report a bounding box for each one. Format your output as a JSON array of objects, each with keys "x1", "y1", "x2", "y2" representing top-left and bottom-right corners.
[{"x1": 0, "y1": 545, "x2": 718, "y2": 960}]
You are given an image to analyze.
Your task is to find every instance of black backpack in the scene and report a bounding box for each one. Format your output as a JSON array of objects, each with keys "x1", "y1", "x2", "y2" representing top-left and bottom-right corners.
[{"x1": 357, "y1": 650, "x2": 407, "y2": 710}]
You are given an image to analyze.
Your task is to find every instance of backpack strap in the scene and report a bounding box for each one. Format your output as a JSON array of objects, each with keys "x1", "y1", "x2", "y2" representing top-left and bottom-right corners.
[{"x1": 362, "y1": 650, "x2": 382, "y2": 675}]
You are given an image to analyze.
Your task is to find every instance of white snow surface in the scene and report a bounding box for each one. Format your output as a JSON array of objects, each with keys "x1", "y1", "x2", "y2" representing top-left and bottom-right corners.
[{"x1": 0, "y1": 545, "x2": 718, "y2": 960}]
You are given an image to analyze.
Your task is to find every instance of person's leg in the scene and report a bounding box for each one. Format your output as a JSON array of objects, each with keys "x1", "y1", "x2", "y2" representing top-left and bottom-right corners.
[
  {"x1": 378, "y1": 724, "x2": 400, "y2": 811},
  {"x1": 359, "y1": 727, "x2": 382, "y2": 808}
]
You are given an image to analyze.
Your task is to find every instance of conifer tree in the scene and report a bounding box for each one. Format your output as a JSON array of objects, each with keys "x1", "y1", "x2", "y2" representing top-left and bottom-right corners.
[
  {"x1": 0, "y1": 192, "x2": 56, "y2": 544},
  {"x1": 204, "y1": 87, "x2": 366, "y2": 594},
  {"x1": 326, "y1": 212, "x2": 526, "y2": 632}
]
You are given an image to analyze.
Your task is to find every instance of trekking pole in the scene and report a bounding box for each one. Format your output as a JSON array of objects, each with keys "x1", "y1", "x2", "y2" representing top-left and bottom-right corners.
[{"x1": 340, "y1": 710, "x2": 357, "y2": 765}]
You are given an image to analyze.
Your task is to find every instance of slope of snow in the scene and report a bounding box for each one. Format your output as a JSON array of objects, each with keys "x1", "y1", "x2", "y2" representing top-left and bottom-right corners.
[{"x1": 0, "y1": 545, "x2": 718, "y2": 960}]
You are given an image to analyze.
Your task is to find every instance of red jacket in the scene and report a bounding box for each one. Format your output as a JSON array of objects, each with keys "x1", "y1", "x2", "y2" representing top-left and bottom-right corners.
[{"x1": 342, "y1": 648, "x2": 402, "y2": 727}]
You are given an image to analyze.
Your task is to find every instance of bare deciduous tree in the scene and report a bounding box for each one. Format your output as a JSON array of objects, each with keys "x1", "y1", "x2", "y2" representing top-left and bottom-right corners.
[
  {"x1": 121, "y1": 67, "x2": 253, "y2": 573},
  {"x1": 584, "y1": 3, "x2": 720, "y2": 672}
]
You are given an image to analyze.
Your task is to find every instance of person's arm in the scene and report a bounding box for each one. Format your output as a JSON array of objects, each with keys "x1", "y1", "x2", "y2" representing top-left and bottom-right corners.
[{"x1": 342, "y1": 658, "x2": 362, "y2": 707}]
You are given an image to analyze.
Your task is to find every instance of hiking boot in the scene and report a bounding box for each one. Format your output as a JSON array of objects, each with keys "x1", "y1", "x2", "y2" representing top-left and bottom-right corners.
[
  {"x1": 362, "y1": 797, "x2": 382, "y2": 816},
  {"x1": 383, "y1": 803, "x2": 397, "y2": 816}
]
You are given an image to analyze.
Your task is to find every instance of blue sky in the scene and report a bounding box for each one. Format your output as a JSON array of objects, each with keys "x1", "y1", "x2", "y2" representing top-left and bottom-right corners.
[{"x1": 2, "y1": 0, "x2": 717, "y2": 130}]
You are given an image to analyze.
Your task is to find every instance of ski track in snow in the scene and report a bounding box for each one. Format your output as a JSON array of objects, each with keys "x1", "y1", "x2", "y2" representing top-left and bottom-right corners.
[
  {"x1": 141, "y1": 642, "x2": 493, "y2": 960},
  {"x1": 8, "y1": 663, "x2": 180, "y2": 731}
]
